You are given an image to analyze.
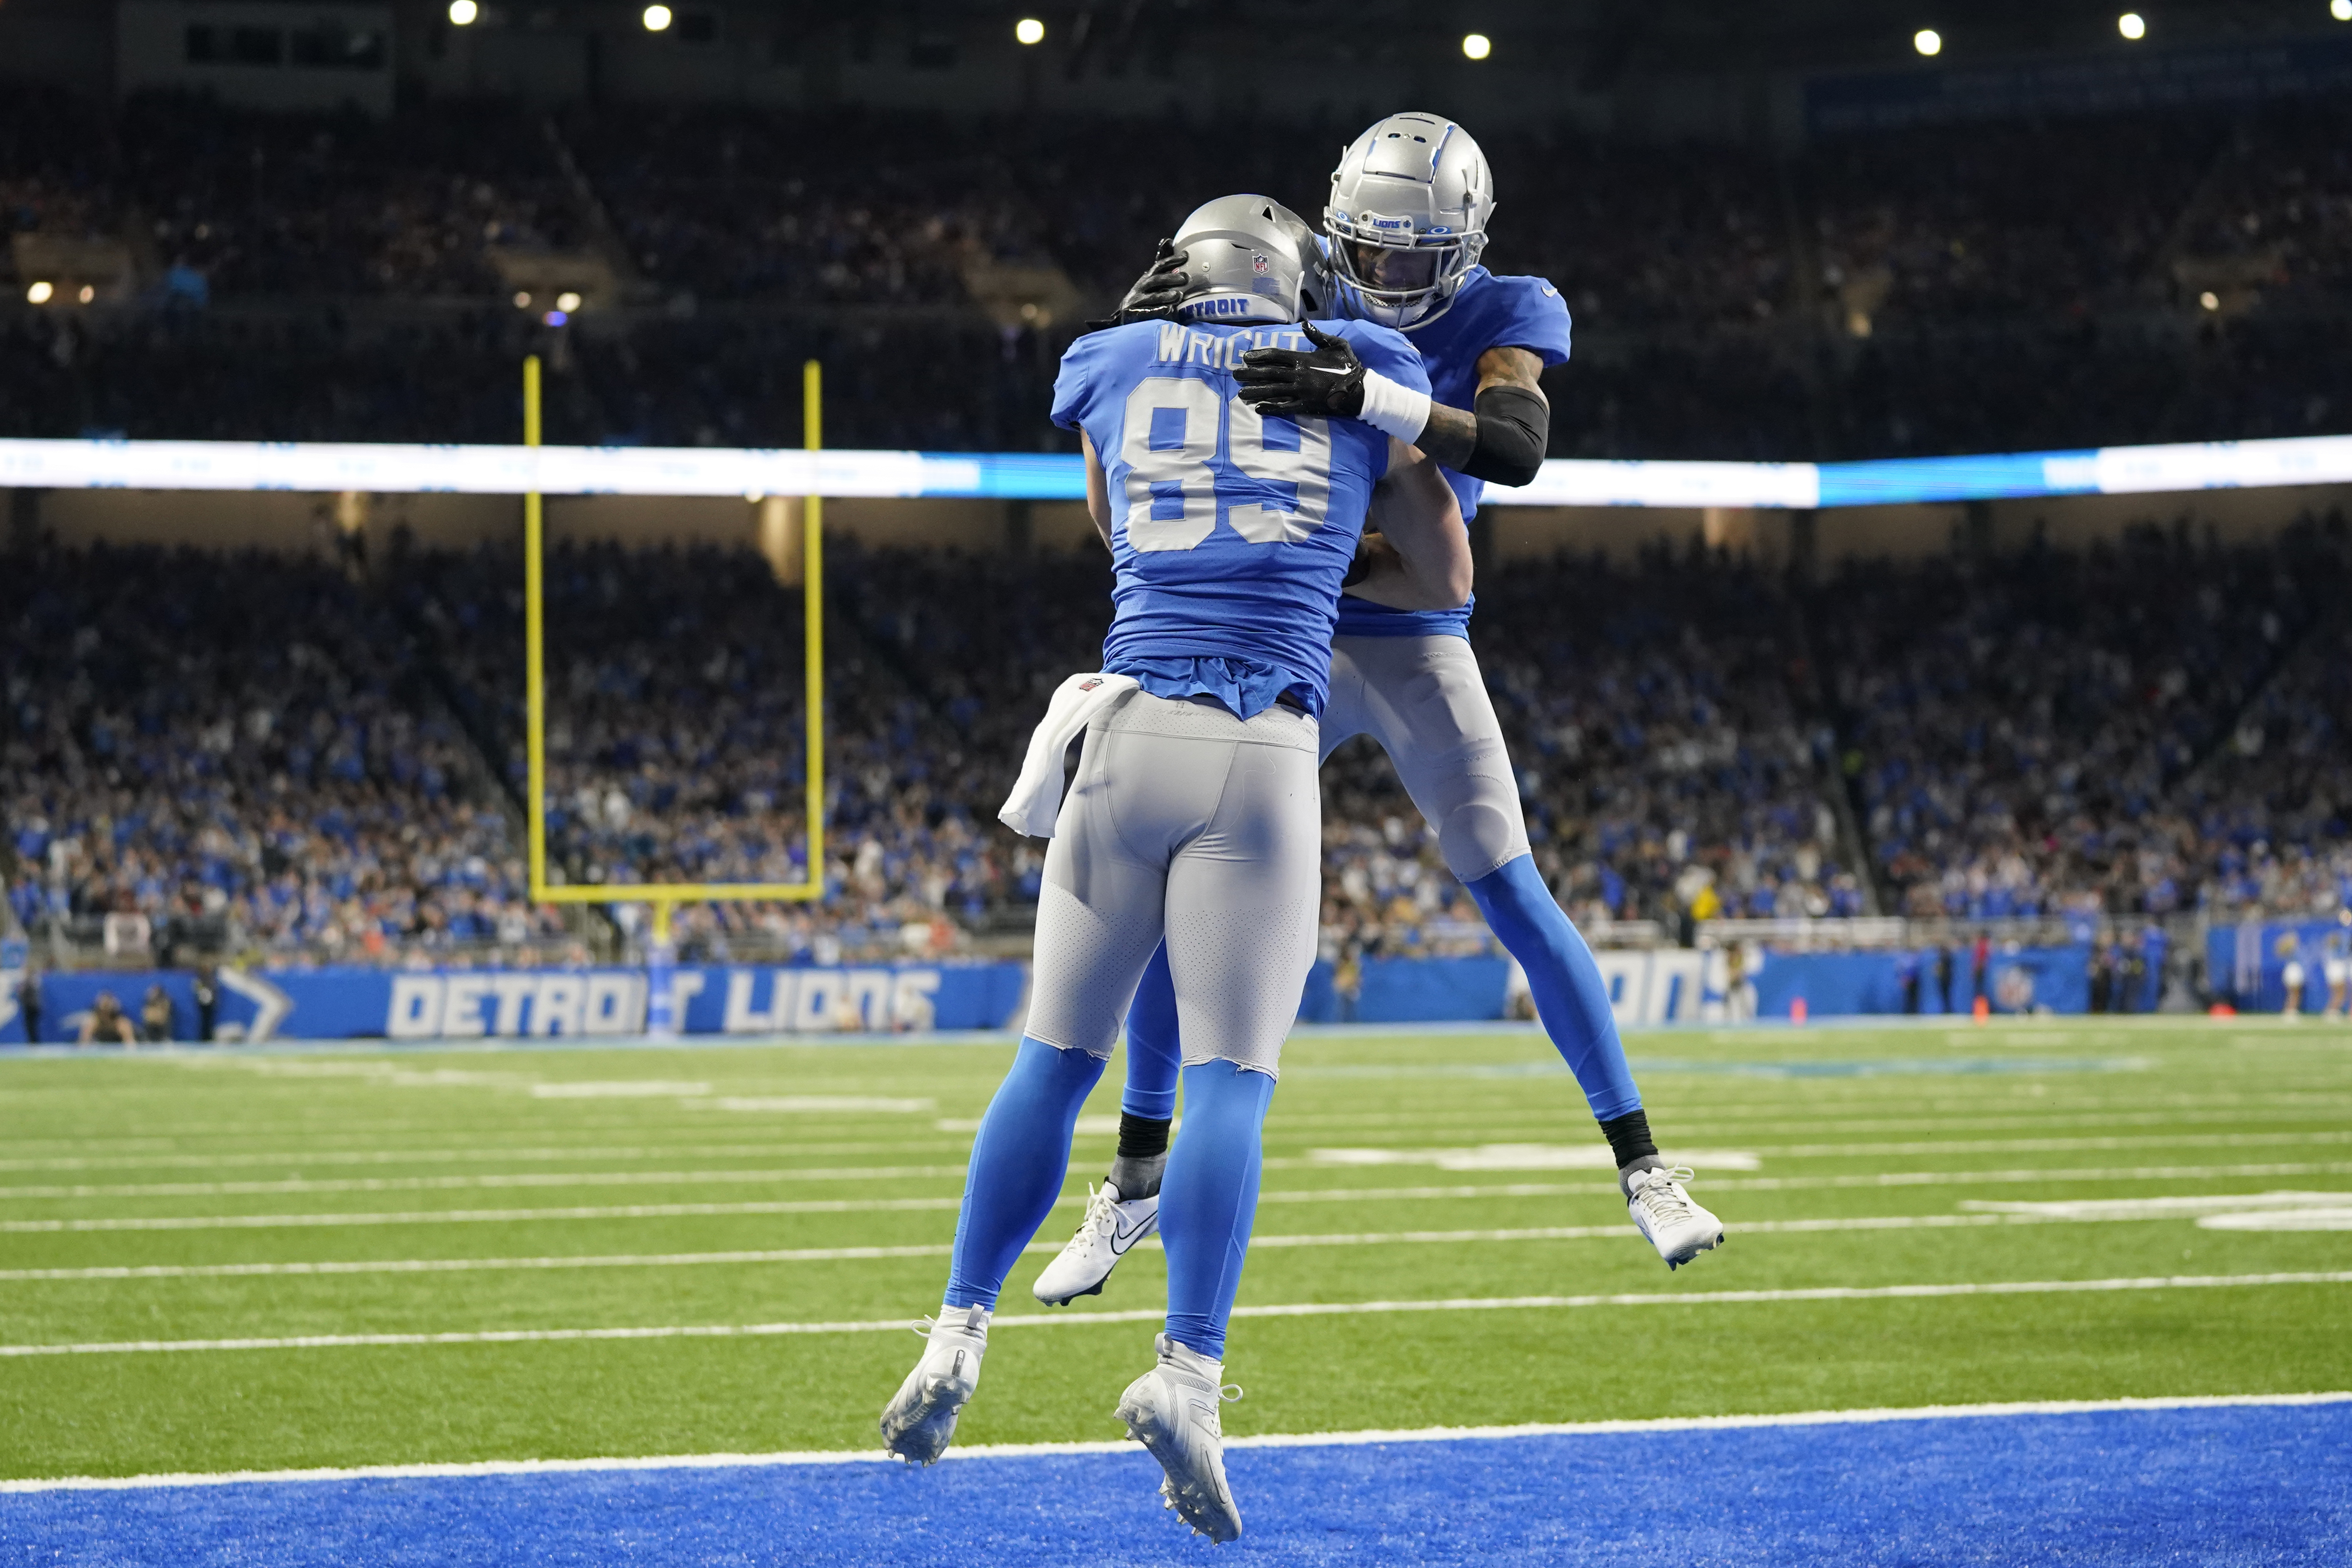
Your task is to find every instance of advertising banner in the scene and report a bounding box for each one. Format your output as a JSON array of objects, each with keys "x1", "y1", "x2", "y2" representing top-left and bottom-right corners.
[{"x1": 3, "y1": 963, "x2": 1031, "y2": 1044}]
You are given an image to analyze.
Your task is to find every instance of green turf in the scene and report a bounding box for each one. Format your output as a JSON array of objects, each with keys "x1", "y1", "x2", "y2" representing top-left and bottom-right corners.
[{"x1": 1, "y1": 1018, "x2": 2348, "y2": 1480}]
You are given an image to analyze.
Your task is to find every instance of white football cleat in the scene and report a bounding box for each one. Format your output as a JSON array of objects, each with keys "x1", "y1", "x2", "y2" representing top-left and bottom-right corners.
[
  {"x1": 1626, "y1": 1165, "x2": 1724, "y2": 1269},
  {"x1": 1032, "y1": 1181, "x2": 1159, "y2": 1306},
  {"x1": 1115, "y1": 1334, "x2": 1244, "y2": 1543},
  {"x1": 879, "y1": 1303, "x2": 989, "y2": 1464}
]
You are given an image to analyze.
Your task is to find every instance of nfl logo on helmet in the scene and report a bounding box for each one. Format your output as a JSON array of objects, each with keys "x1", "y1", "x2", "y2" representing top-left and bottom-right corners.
[{"x1": 1251, "y1": 252, "x2": 1271, "y2": 276}]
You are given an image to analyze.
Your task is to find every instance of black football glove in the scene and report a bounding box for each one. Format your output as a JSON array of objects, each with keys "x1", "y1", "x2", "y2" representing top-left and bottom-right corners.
[
  {"x1": 1085, "y1": 239, "x2": 1190, "y2": 332},
  {"x1": 1233, "y1": 321, "x2": 1366, "y2": 419}
]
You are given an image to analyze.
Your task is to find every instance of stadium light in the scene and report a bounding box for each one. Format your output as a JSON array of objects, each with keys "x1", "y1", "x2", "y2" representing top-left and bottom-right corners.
[
  {"x1": 1914, "y1": 28, "x2": 1942, "y2": 55},
  {"x1": 513, "y1": 291, "x2": 532, "y2": 309},
  {"x1": 2200, "y1": 290, "x2": 2221, "y2": 311},
  {"x1": 2334, "y1": 0, "x2": 2350, "y2": 20},
  {"x1": 642, "y1": 4, "x2": 671, "y2": 31},
  {"x1": 1462, "y1": 32, "x2": 1492, "y2": 60},
  {"x1": 2118, "y1": 12, "x2": 2146, "y2": 38},
  {"x1": 25, "y1": 281, "x2": 52, "y2": 304},
  {"x1": 543, "y1": 310, "x2": 568, "y2": 327},
  {"x1": 556, "y1": 290, "x2": 582, "y2": 312},
  {"x1": 1014, "y1": 17, "x2": 1045, "y2": 44},
  {"x1": 447, "y1": 0, "x2": 477, "y2": 24},
  {"x1": 77, "y1": 284, "x2": 95, "y2": 304}
]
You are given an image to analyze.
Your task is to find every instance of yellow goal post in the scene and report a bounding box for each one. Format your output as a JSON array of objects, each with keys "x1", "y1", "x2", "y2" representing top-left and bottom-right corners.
[{"x1": 519, "y1": 354, "x2": 828, "y2": 944}]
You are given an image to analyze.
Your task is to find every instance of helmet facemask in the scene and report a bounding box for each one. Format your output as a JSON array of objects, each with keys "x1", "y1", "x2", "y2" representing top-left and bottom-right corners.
[{"x1": 1324, "y1": 228, "x2": 1486, "y2": 328}]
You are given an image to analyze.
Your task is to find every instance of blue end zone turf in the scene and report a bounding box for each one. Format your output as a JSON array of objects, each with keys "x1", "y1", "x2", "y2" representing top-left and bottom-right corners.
[{"x1": 8, "y1": 1402, "x2": 2347, "y2": 1566}]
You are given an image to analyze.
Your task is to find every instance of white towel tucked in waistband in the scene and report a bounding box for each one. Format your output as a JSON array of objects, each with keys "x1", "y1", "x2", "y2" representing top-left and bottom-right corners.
[{"x1": 997, "y1": 672, "x2": 1141, "y2": 838}]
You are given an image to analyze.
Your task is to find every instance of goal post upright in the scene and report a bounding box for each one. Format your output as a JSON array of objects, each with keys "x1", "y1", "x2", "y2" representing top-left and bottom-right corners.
[
  {"x1": 520, "y1": 354, "x2": 829, "y2": 926},
  {"x1": 800, "y1": 358, "x2": 826, "y2": 892}
]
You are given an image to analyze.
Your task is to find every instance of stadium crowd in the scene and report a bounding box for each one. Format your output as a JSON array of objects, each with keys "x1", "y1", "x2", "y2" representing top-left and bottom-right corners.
[
  {"x1": 9, "y1": 520, "x2": 2345, "y2": 971},
  {"x1": 6, "y1": 92, "x2": 2351, "y2": 459},
  {"x1": 0, "y1": 545, "x2": 566, "y2": 964},
  {"x1": 1814, "y1": 518, "x2": 2351, "y2": 922}
]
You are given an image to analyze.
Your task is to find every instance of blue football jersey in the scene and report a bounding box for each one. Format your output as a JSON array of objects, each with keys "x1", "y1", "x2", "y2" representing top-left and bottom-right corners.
[
  {"x1": 1051, "y1": 317, "x2": 1429, "y2": 717},
  {"x1": 1334, "y1": 266, "x2": 1572, "y2": 640}
]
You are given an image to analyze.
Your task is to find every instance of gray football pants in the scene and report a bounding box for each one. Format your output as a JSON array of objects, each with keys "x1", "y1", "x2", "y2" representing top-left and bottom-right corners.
[
  {"x1": 1321, "y1": 633, "x2": 1531, "y2": 883},
  {"x1": 1022, "y1": 688, "x2": 1321, "y2": 1077}
]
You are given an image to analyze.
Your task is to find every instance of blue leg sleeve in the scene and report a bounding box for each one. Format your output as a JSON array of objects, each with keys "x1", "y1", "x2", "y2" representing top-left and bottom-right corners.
[
  {"x1": 1120, "y1": 942, "x2": 1182, "y2": 1120},
  {"x1": 942, "y1": 1036, "x2": 1106, "y2": 1310},
  {"x1": 1158, "y1": 1060, "x2": 1276, "y2": 1360},
  {"x1": 1467, "y1": 853, "x2": 1643, "y2": 1121}
]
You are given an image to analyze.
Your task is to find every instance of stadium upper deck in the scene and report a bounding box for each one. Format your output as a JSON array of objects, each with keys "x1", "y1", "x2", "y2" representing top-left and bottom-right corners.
[{"x1": 3, "y1": 83, "x2": 2349, "y2": 460}]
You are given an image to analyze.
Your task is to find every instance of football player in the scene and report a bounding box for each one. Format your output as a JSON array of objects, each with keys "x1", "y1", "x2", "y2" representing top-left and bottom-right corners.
[
  {"x1": 1036, "y1": 113, "x2": 1724, "y2": 1311},
  {"x1": 880, "y1": 194, "x2": 1470, "y2": 1543}
]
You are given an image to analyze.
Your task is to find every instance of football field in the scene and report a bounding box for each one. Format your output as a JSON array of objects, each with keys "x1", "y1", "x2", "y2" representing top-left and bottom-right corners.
[{"x1": 3, "y1": 1017, "x2": 2348, "y2": 1563}]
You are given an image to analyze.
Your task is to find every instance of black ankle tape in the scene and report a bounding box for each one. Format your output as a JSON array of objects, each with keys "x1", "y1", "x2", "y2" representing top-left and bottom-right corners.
[
  {"x1": 1116, "y1": 1113, "x2": 1172, "y2": 1161},
  {"x1": 1599, "y1": 1110, "x2": 1659, "y2": 1169}
]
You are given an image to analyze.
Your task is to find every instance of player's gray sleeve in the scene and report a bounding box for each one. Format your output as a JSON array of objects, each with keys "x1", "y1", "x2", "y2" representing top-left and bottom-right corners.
[
  {"x1": 1022, "y1": 691, "x2": 1322, "y2": 1076},
  {"x1": 1319, "y1": 634, "x2": 1531, "y2": 884}
]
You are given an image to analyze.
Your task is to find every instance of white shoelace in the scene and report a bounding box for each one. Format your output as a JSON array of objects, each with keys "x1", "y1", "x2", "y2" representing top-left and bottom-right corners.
[
  {"x1": 1632, "y1": 1166, "x2": 1699, "y2": 1225},
  {"x1": 911, "y1": 1305, "x2": 987, "y2": 1340},
  {"x1": 1078, "y1": 1182, "x2": 1124, "y2": 1243}
]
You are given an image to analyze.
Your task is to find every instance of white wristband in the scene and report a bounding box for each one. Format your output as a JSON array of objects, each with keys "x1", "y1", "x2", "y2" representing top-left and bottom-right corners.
[{"x1": 1353, "y1": 369, "x2": 1432, "y2": 444}]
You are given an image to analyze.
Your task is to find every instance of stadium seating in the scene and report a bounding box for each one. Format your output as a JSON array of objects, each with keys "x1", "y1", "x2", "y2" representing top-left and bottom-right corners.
[
  {"x1": 1811, "y1": 518, "x2": 2350, "y2": 920},
  {"x1": 12, "y1": 523, "x2": 2340, "y2": 968},
  {"x1": 0, "y1": 544, "x2": 560, "y2": 962},
  {"x1": 6, "y1": 92, "x2": 2351, "y2": 458}
]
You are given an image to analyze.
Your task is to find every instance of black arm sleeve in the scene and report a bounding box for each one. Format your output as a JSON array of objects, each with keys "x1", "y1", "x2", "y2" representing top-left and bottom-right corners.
[{"x1": 1459, "y1": 381, "x2": 1550, "y2": 487}]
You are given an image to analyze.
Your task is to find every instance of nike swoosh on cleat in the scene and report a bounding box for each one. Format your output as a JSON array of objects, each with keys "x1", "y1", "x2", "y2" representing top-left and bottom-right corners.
[{"x1": 1109, "y1": 1217, "x2": 1154, "y2": 1253}]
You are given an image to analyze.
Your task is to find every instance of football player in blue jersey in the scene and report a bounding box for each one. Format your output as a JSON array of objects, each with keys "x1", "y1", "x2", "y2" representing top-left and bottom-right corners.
[
  {"x1": 879, "y1": 195, "x2": 1470, "y2": 1542},
  {"x1": 1035, "y1": 113, "x2": 1724, "y2": 1312}
]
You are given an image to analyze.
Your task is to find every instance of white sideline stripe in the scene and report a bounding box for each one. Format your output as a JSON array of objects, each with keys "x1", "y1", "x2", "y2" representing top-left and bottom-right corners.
[
  {"x1": 4, "y1": 1272, "x2": 2345, "y2": 1358},
  {"x1": 15, "y1": 1198, "x2": 2350, "y2": 1282},
  {"x1": 13, "y1": 1163, "x2": 2352, "y2": 1231},
  {"x1": 6, "y1": 1391, "x2": 2346, "y2": 1494},
  {"x1": 0, "y1": 1166, "x2": 968, "y2": 1200}
]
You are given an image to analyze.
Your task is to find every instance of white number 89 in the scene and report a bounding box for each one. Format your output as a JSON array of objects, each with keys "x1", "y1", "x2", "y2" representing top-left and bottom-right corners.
[{"x1": 1118, "y1": 376, "x2": 1333, "y2": 553}]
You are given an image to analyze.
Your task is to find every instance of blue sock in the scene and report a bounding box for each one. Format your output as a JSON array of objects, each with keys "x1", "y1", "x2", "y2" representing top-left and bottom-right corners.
[
  {"x1": 1121, "y1": 942, "x2": 1182, "y2": 1120},
  {"x1": 942, "y1": 1036, "x2": 1106, "y2": 1310},
  {"x1": 1468, "y1": 854, "x2": 1642, "y2": 1121},
  {"x1": 1159, "y1": 1060, "x2": 1275, "y2": 1360}
]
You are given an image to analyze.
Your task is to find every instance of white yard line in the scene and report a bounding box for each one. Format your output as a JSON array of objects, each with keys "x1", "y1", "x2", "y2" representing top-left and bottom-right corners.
[
  {"x1": 6, "y1": 1390, "x2": 2345, "y2": 1493},
  {"x1": 12, "y1": 1163, "x2": 2352, "y2": 1232},
  {"x1": 11, "y1": 1198, "x2": 2351, "y2": 1282},
  {"x1": 0, "y1": 1245, "x2": 967, "y2": 1281},
  {"x1": 1746, "y1": 1131, "x2": 2352, "y2": 1158},
  {"x1": 0, "y1": 1142, "x2": 962, "y2": 1174},
  {"x1": 2, "y1": 1272, "x2": 2344, "y2": 1359},
  {"x1": 12, "y1": 1142, "x2": 2347, "y2": 1199},
  {"x1": 0, "y1": 1166, "x2": 968, "y2": 1200},
  {"x1": 12, "y1": 1107, "x2": 2338, "y2": 1176},
  {"x1": 0, "y1": 1198, "x2": 973, "y2": 1232},
  {"x1": 1708, "y1": 1161, "x2": 2352, "y2": 1191}
]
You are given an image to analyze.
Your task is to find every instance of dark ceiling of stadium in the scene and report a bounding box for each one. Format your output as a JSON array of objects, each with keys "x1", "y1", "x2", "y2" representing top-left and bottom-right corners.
[{"x1": 671, "y1": 0, "x2": 2336, "y2": 73}]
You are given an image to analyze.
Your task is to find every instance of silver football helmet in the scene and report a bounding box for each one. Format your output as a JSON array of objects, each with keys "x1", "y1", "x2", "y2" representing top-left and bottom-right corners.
[
  {"x1": 1170, "y1": 194, "x2": 1315, "y2": 326},
  {"x1": 1324, "y1": 112, "x2": 1493, "y2": 329}
]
